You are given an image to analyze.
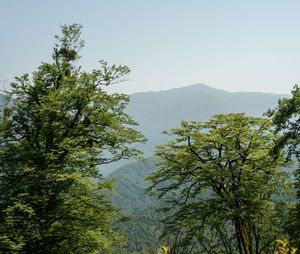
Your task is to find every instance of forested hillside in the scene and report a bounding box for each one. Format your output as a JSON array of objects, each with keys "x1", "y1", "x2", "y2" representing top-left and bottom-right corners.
[{"x1": 109, "y1": 159, "x2": 164, "y2": 253}]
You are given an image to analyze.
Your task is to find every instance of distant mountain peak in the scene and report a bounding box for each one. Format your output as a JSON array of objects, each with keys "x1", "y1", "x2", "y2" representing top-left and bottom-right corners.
[
  {"x1": 131, "y1": 84, "x2": 288, "y2": 97},
  {"x1": 180, "y1": 83, "x2": 215, "y2": 89}
]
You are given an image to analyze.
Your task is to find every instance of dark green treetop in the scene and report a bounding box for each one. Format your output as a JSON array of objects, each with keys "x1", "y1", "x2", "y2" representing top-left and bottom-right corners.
[{"x1": 0, "y1": 24, "x2": 145, "y2": 253}]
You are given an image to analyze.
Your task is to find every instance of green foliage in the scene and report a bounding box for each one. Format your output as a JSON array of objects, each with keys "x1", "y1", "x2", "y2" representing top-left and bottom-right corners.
[
  {"x1": 0, "y1": 24, "x2": 145, "y2": 253},
  {"x1": 268, "y1": 85, "x2": 300, "y2": 249},
  {"x1": 267, "y1": 85, "x2": 300, "y2": 160},
  {"x1": 147, "y1": 113, "x2": 291, "y2": 254}
]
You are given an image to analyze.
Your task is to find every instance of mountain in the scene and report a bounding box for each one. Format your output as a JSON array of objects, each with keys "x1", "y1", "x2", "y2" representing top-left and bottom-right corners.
[{"x1": 125, "y1": 84, "x2": 287, "y2": 156}]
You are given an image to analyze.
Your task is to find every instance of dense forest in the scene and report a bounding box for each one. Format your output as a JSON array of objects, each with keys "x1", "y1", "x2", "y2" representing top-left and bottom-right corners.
[{"x1": 0, "y1": 24, "x2": 299, "y2": 254}]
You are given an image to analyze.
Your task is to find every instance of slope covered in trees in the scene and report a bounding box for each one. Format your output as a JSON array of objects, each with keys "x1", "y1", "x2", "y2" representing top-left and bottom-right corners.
[{"x1": 108, "y1": 159, "x2": 164, "y2": 253}]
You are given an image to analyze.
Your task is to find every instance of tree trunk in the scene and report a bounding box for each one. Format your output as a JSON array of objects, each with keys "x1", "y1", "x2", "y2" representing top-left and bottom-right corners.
[{"x1": 235, "y1": 218, "x2": 252, "y2": 254}]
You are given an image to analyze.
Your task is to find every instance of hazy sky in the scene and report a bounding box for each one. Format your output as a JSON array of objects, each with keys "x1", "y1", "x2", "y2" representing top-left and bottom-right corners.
[{"x1": 1, "y1": 0, "x2": 300, "y2": 95}]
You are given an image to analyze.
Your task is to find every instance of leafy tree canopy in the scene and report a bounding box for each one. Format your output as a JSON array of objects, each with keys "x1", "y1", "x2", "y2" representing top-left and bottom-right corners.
[
  {"x1": 0, "y1": 24, "x2": 145, "y2": 253},
  {"x1": 147, "y1": 113, "x2": 291, "y2": 254}
]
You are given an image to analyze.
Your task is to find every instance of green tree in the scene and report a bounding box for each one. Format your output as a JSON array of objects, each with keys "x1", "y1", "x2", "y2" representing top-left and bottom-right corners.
[
  {"x1": 147, "y1": 113, "x2": 290, "y2": 254},
  {"x1": 0, "y1": 24, "x2": 145, "y2": 253},
  {"x1": 268, "y1": 85, "x2": 300, "y2": 248}
]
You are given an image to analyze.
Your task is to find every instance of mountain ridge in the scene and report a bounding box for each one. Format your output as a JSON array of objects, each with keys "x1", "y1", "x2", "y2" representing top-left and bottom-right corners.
[
  {"x1": 129, "y1": 83, "x2": 288, "y2": 97},
  {"x1": 124, "y1": 83, "x2": 288, "y2": 157}
]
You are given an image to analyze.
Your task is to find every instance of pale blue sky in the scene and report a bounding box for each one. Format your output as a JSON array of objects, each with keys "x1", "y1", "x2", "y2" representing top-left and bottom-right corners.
[{"x1": 1, "y1": 0, "x2": 300, "y2": 94}]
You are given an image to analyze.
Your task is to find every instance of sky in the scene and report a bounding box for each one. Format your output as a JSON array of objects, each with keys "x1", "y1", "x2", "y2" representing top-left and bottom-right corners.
[{"x1": 1, "y1": 0, "x2": 300, "y2": 95}]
